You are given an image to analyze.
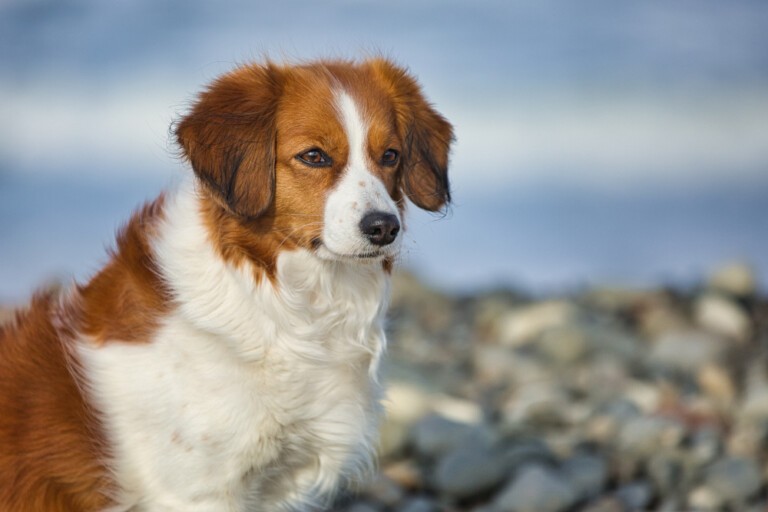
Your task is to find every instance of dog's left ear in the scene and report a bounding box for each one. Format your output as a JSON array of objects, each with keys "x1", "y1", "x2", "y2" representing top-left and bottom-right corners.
[
  {"x1": 175, "y1": 63, "x2": 282, "y2": 219},
  {"x1": 368, "y1": 58, "x2": 455, "y2": 212}
]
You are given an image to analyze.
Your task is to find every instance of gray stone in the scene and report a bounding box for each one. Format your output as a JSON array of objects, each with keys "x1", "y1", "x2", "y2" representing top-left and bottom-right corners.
[
  {"x1": 494, "y1": 464, "x2": 576, "y2": 512},
  {"x1": 410, "y1": 414, "x2": 492, "y2": 458},
  {"x1": 346, "y1": 502, "x2": 381, "y2": 512},
  {"x1": 560, "y1": 454, "x2": 608, "y2": 501},
  {"x1": 689, "y1": 426, "x2": 722, "y2": 467},
  {"x1": 580, "y1": 497, "x2": 624, "y2": 512},
  {"x1": 399, "y1": 497, "x2": 438, "y2": 512},
  {"x1": 649, "y1": 330, "x2": 728, "y2": 374},
  {"x1": 433, "y1": 444, "x2": 510, "y2": 499},
  {"x1": 495, "y1": 301, "x2": 579, "y2": 347},
  {"x1": 614, "y1": 481, "x2": 653, "y2": 511},
  {"x1": 618, "y1": 416, "x2": 685, "y2": 459},
  {"x1": 362, "y1": 474, "x2": 404, "y2": 507},
  {"x1": 646, "y1": 452, "x2": 685, "y2": 496},
  {"x1": 501, "y1": 438, "x2": 556, "y2": 470},
  {"x1": 596, "y1": 399, "x2": 642, "y2": 422},
  {"x1": 738, "y1": 363, "x2": 768, "y2": 424},
  {"x1": 704, "y1": 456, "x2": 762, "y2": 504},
  {"x1": 695, "y1": 293, "x2": 752, "y2": 342},
  {"x1": 535, "y1": 325, "x2": 591, "y2": 364}
]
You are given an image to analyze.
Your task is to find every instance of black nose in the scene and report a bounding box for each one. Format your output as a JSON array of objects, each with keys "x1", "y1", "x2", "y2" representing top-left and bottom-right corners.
[{"x1": 359, "y1": 211, "x2": 400, "y2": 246}]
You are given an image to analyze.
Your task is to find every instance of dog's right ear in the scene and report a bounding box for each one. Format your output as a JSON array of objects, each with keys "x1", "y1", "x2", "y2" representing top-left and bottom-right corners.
[{"x1": 175, "y1": 63, "x2": 282, "y2": 219}]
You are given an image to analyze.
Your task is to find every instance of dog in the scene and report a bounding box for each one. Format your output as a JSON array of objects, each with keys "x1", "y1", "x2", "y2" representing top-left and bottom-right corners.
[{"x1": 0, "y1": 58, "x2": 453, "y2": 511}]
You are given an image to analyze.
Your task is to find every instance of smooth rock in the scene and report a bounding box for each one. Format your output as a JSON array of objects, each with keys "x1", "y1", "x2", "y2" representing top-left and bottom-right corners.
[
  {"x1": 433, "y1": 443, "x2": 510, "y2": 499},
  {"x1": 535, "y1": 325, "x2": 591, "y2": 364},
  {"x1": 399, "y1": 497, "x2": 438, "y2": 512},
  {"x1": 618, "y1": 416, "x2": 685, "y2": 460},
  {"x1": 472, "y1": 344, "x2": 520, "y2": 386},
  {"x1": 382, "y1": 459, "x2": 422, "y2": 490},
  {"x1": 346, "y1": 502, "x2": 382, "y2": 512},
  {"x1": 584, "y1": 399, "x2": 641, "y2": 444},
  {"x1": 495, "y1": 301, "x2": 578, "y2": 347},
  {"x1": 697, "y1": 363, "x2": 736, "y2": 406},
  {"x1": 704, "y1": 456, "x2": 762, "y2": 504},
  {"x1": 494, "y1": 464, "x2": 576, "y2": 512},
  {"x1": 614, "y1": 481, "x2": 653, "y2": 511},
  {"x1": 708, "y1": 262, "x2": 757, "y2": 298},
  {"x1": 695, "y1": 293, "x2": 751, "y2": 342},
  {"x1": 688, "y1": 485, "x2": 724, "y2": 510},
  {"x1": 737, "y1": 362, "x2": 768, "y2": 423},
  {"x1": 646, "y1": 451, "x2": 686, "y2": 495},
  {"x1": 410, "y1": 414, "x2": 493, "y2": 459},
  {"x1": 560, "y1": 454, "x2": 608, "y2": 501},
  {"x1": 501, "y1": 438, "x2": 556, "y2": 470},
  {"x1": 362, "y1": 475, "x2": 404, "y2": 507},
  {"x1": 689, "y1": 426, "x2": 722, "y2": 467},
  {"x1": 502, "y1": 381, "x2": 568, "y2": 427},
  {"x1": 649, "y1": 330, "x2": 728, "y2": 374},
  {"x1": 580, "y1": 497, "x2": 624, "y2": 512}
]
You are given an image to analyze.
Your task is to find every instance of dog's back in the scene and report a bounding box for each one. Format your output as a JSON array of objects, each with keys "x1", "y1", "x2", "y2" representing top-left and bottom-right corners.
[{"x1": 0, "y1": 293, "x2": 111, "y2": 511}]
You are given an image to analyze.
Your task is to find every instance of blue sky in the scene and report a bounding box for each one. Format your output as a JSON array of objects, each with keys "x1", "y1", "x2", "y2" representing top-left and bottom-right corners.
[{"x1": 2, "y1": 0, "x2": 768, "y2": 297}]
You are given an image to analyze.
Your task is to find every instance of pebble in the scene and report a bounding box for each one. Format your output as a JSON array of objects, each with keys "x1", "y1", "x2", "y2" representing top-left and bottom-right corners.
[
  {"x1": 495, "y1": 301, "x2": 578, "y2": 347},
  {"x1": 493, "y1": 464, "x2": 577, "y2": 512},
  {"x1": 410, "y1": 414, "x2": 493, "y2": 459},
  {"x1": 345, "y1": 502, "x2": 381, "y2": 512},
  {"x1": 704, "y1": 456, "x2": 762, "y2": 505},
  {"x1": 696, "y1": 363, "x2": 736, "y2": 406},
  {"x1": 695, "y1": 293, "x2": 752, "y2": 342},
  {"x1": 432, "y1": 443, "x2": 510, "y2": 499},
  {"x1": 688, "y1": 485, "x2": 724, "y2": 510},
  {"x1": 361, "y1": 475, "x2": 404, "y2": 507},
  {"x1": 708, "y1": 262, "x2": 756, "y2": 298},
  {"x1": 614, "y1": 481, "x2": 654, "y2": 511},
  {"x1": 382, "y1": 460, "x2": 423, "y2": 490},
  {"x1": 337, "y1": 271, "x2": 768, "y2": 510},
  {"x1": 560, "y1": 453, "x2": 608, "y2": 501},
  {"x1": 399, "y1": 497, "x2": 438, "y2": 512},
  {"x1": 689, "y1": 426, "x2": 722, "y2": 466},
  {"x1": 580, "y1": 497, "x2": 624, "y2": 512},
  {"x1": 535, "y1": 325, "x2": 591, "y2": 364},
  {"x1": 617, "y1": 416, "x2": 685, "y2": 459},
  {"x1": 648, "y1": 330, "x2": 728, "y2": 374}
]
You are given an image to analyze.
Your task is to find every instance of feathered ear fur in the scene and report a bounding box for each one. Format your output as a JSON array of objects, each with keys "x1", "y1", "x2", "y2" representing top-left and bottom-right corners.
[
  {"x1": 368, "y1": 58, "x2": 454, "y2": 212},
  {"x1": 175, "y1": 63, "x2": 283, "y2": 219}
]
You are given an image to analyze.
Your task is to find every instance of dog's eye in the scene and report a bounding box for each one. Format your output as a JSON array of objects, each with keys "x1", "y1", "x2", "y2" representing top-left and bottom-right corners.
[
  {"x1": 296, "y1": 149, "x2": 332, "y2": 168},
  {"x1": 381, "y1": 149, "x2": 399, "y2": 166}
]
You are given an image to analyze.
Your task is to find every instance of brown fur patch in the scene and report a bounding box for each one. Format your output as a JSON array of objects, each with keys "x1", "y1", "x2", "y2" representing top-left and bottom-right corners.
[
  {"x1": 78, "y1": 197, "x2": 171, "y2": 344},
  {"x1": 0, "y1": 293, "x2": 113, "y2": 511}
]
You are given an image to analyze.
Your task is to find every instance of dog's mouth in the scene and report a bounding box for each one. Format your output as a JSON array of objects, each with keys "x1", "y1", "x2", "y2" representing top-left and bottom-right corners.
[{"x1": 312, "y1": 238, "x2": 387, "y2": 261}]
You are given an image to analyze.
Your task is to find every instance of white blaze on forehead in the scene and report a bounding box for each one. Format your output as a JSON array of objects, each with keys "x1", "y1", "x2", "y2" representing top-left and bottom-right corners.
[
  {"x1": 319, "y1": 90, "x2": 401, "y2": 259},
  {"x1": 337, "y1": 91, "x2": 368, "y2": 171}
]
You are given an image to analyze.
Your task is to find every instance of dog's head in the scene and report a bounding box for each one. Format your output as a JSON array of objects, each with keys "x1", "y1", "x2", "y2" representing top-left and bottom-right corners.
[{"x1": 175, "y1": 59, "x2": 453, "y2": 263}]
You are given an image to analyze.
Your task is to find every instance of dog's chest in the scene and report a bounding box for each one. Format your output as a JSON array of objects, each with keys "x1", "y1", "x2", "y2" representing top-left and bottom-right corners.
[{"x1": 78, "y1": 253, "x2": 388, "y2": 510}]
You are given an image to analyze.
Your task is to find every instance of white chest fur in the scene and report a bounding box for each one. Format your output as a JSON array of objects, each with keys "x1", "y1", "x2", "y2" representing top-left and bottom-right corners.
[{"x1": 77, "y1": 184, "x2": 389, "y2": 511}]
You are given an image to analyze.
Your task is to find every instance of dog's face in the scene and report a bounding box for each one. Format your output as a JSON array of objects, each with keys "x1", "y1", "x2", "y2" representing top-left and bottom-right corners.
[{"x1": 175, "y1": 59, "x2": 453, "y2": 263}]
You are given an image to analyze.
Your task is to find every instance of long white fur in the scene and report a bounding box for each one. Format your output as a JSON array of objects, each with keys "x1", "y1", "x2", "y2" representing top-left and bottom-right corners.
[{"x1": 76, "y1": 90, "x2": 394, "y2": 511}]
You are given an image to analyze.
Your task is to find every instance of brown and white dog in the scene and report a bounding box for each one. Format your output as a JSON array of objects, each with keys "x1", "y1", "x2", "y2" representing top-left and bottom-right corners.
[{"x1": 0, "y1": 59, "x2": 452, "y2": 511}]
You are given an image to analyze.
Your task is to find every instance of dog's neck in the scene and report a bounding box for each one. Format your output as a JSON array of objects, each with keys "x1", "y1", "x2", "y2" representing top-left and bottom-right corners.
[{"x1": 152, "y1": 180, "x2": 390, "y2": 370}]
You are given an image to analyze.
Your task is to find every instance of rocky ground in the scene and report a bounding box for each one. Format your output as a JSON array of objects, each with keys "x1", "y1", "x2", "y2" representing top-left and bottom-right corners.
[{"x1": 335, "y1": 263, "x2": 768, "y2": 512}]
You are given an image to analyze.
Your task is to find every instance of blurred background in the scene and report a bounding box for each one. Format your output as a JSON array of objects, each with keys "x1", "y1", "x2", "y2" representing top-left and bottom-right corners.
[
  {"x1": 2, "y1": 0, "x2": 767, "y2": 298},
  {"x1": 4, "y1": 3, "x2": 768, "y2": 510}
]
